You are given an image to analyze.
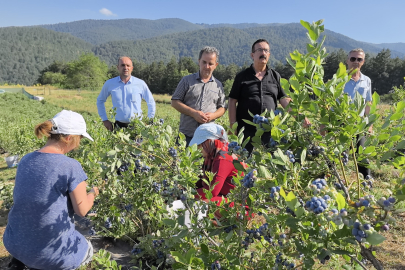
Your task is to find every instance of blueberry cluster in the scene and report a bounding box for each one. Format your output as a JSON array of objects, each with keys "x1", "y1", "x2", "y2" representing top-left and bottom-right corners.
[
  {"x1": 341, "y1": 151, "x2": 349, "y2": 166},
  {"x1": 228, "y1": 141, "x2": 249, "y2": 158},
  {"x1": 353, "y1": 195, "x2": 375, "y2": 208},
  {"x1": 120, "y1": 217, "x2": 125, "y2": 224},
  {"x1": 286, "y1": 206, "x2": 296, "y2": 217},
  {"x1": 211, "y1": 261, "x2": 222, "y2": 270},
  {"x1": 334, "y1": 182, "x2": 343, "y2": 190},
  {"x1": 285, "y1": 150, "x2": 295, "y2": 163},
  {"x1": 241, "y1": 170, "x2": 257, "y2": 188},
  {"x1": 131, "y1": 247, "x2": 142, "y2": 255},
  {"x1": 135, "y1": 159, "x2": 142, "y2": 170},
  {"x1": 352, "y1": 221, "x2": 375, "y2": 242},
  {"x1": 118, "y1": 163, "x2": 129, "y2": 172},
  {"x1": 253, "y1": 114, "x2": 269, "y2": 126},
  {"x1": 139, "y1": 165, "x2": 150, "y2": 173},
  {"x1": 377, "y1": 196, "x2": 396, "y2": 210},
  {"x1": 242, "y1": 223, "x2": 274, "y2": 249},
  {"x1": 168, "y1": 147, "x2": 177, "y2": 158},
  {"x1": 325, "y1": 208, "x2": 348, "y2": 226},
  {"x1": 159, "y1": 118, "x2": 164, "y2": 125},
  {"x1": 163, "y1": 179, "x2": 169, "y2": 187},
  {"x1": 381, "y1": 224, "x2": 390, "y2": 231},
  {"x1": 310, "y1": 178, "x2": 327, "y2": 194},
  {"x1": 153, "y1": 182, "x2": 162, "y2": 192},
  {"x1": 224, "y1": 224, "x2": 237, "y2": 233},
  {"x1": 273, "y1": 109, "x2": 282, "y2": 116},
  {"x1": 307, "y1": 145, "x2": 324, "y2": 157},
  {"x1": 124, "y1": 204, "x2": 133, "y2": 212},
  {"x1": 105, "y1": 217, "x2": 112, "y2": 229},
  {"x1": 361, "y1": 175, "x2": 374, "y2": 189},
  {"x1": 157, "y1": 250, "x2": 165, "y2": 259},
  {"x1": 274, "y1": 252, "x2": 295, "y2": 270},
  {"x1": 270, "y1": 186, "x2": 281, "y2": 199},
  {"x1": 152, "y1": 239, "x2": 165, "y2": 248},
  {"x1": 305, "y1": 196, "x2": 329, "y2": 214},
  {"x1": 320, "y1": 255, "x2": 331, "y2": 264}
]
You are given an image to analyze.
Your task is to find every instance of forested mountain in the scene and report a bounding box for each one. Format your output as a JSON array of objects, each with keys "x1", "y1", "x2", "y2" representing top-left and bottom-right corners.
[
  {"x1": 0, "y1": 27, "x2": 93, "y2": 85},
  {"x1": 374, "y1": 43, "x2": 405, "y2": 54},
  {"x1": 1, "y1": 19, "x2": 404, "y2": 85},
  {"x1": 92, "y1": 24, "x2": 404, "y2": 66},
  {"x1": 40, "y1": 18, "x2": 204, "y2": 45}
]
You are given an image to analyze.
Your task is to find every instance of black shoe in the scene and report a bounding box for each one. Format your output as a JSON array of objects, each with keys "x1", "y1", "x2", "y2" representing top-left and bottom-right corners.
[{"x1": 7, "y1": 257, "x2": 28, "y2": 270}]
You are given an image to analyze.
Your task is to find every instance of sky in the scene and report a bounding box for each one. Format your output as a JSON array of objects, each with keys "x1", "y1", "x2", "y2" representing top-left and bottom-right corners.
[{"x1": 0, "y1": 0, "x2": 404, "y2": 44}]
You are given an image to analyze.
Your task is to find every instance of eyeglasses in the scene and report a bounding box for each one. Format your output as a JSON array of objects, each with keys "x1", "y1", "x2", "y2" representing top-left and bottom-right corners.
[
  {"x1": 349, "y1": 57, "x2": 364, "y2": 62},
  {"x1": 253, "y1": 48, "x2": 270, "y2": 54}
]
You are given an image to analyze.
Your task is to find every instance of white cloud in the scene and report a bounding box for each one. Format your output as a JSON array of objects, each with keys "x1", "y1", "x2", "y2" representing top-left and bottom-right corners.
[{"x1": 99, "y1": 8, "x2": 117, "y2": 17}]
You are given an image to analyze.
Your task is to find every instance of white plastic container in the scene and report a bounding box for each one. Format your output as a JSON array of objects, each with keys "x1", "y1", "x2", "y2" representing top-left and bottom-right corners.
[{"x1": 5, "y1": 155, "x2": 19, "y2": 168}]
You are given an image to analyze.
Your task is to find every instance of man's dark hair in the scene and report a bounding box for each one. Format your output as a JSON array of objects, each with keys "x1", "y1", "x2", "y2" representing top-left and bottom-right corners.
[{"x1": 251, "y1": 39, "x2": 270, "y2": 53}]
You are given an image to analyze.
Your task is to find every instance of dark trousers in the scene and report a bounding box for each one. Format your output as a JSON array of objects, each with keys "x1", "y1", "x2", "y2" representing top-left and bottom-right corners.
[
  {"x1": 176, "y1": 134, "x2": 193, "y2": 147},
  {"x1": 356, "y1": 134, "x2": 370, "y2": 178},
  {"x1": 241, "y1": 129, "x2": 271, "y2": 154},
  {"x1": 114, "y1": 121, "x2": 129, "y2": 130}
]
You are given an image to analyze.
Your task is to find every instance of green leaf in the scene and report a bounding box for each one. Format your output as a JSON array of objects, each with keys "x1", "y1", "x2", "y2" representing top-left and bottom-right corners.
[
  {"x1": 396, "y1": 100, "x2": 405, "y2": 113},
  {"x1": 336, "y1": 192, "x2": 346, "y2": 210},
  {"x1": 396, "y1": 140, "x2": 405, "y2": 150},
  {"x1": 280, "y1": 78, "x2": 290, "y2": 91},
  {"x1": 389, "y1": 135, "x2": 402, "y2": 143},
  {"x1": 107, "y1": 150, "x2": 116, "y2": 157},
  {"x1": 363, "y1": 146, "x2": 375, "y2": 154},
  {"x1": 366, "y1": 232, "x2": 386, "y2": 245},
  {"x1": 258, "y1": 165, "x2": 271, "y2": 178},
  {"x1": 162, "y1": 219, "x2": 176, "y2": 228},
  {"x1": 285, "y1": 191, "x2": 298, "y2": 210},
  {"x1": 390, "y1": 112, "x2": 403, "y2": 121},
  {"x1": 280, "y1": 187, "x2": 286, "y2": 199},
  {"x1": 300, "y1": 148, "x2": 306, "y2": 165},
  {"x1": 233, "y1": 160, "x2": 246, "y2": 172}
]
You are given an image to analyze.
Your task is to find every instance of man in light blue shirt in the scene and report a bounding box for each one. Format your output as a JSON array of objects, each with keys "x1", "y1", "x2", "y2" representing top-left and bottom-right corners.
[
  {"x1": 97, "y1": 56, "x2": 156, "y2": 130},
  {"x1": 343, "y1": 48, "x2": 372, "y2": 178}
]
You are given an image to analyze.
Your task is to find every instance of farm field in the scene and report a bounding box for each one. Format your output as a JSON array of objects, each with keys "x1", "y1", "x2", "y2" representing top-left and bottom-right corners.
[
  {"x1": 0, "y1": 90, "x2": 405, "y2": 269},
  {"x1": 1, "y1": 21, "x2": 405, "y2": 270}
]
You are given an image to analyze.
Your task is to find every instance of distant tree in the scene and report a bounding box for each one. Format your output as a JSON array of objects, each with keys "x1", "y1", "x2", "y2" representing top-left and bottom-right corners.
[
  {"x1": 41, "y1": 72, "x2": 66, "y2": 85},
  {"x1": 37, "y1": 61, "x2": 67, "y2": 84},
  {"x1": 178, "y1": 57, "x2": 198, "y2": 74},
  {"x1": 107, "y1": 65, "x2": 119, "y2": 79},
  {"x1": 223, "y1": 79, "x2": 234, "y2": 97},
  {"x1": 323, "y1": 49, "x2": 347, "y2": 80},
  {"x1": 64, "y1": 53, "x2": 108, "y2": 90},
  {"x1": 274, "y1": 62, "x2": 294, "y2": 80}
]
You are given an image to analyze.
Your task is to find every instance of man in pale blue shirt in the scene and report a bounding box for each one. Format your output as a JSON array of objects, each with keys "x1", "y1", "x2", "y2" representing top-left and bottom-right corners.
[
  {"x1": 343, "y1": 48, "x2": 372, "y2": 178},
  {"x1": 97, "y1": 56, "x2": 156, "y2": 131}
]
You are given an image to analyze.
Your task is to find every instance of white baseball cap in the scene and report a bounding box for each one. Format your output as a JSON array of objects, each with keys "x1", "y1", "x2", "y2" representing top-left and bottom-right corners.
[
  {"x1": 50, "y1": 110, "x2": 94, "y2": 141},
  {"x1": 189, "y1": 123, "x2": 228, "y2": 146}
]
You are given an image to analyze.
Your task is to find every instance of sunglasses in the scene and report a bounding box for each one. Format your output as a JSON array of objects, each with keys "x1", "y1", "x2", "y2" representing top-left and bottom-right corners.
[{"x1": 349, "y1": 57, "x2": 364, "y2": 62}]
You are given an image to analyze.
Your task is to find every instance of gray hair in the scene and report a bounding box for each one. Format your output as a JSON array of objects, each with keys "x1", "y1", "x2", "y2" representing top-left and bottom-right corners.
[
  {"x1": 198, "y1": 46, "x2": 219, "y2": 62},
  {"x1": 348, "y1": 48, "x2": 365, "y2": 57}
]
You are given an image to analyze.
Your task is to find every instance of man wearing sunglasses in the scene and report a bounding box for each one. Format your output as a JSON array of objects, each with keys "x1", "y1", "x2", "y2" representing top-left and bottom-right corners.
[{"x1": 343, "y1": 48, "x2": 372, "y2": 178}]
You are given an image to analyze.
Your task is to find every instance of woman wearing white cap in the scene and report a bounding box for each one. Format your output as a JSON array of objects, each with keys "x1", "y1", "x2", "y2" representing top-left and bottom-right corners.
[
  {"x1": 4, "y1": 110, "x2": 99, "y2": 270},
  {"x1": 189, "y1": 123, "x2": 241, "y2": 206}
]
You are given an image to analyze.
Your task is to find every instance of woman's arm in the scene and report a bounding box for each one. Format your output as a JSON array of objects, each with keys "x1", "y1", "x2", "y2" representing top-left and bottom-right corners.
[
  {"x1": 208, "y1": 159, "x2": 235, "y2": 197},
  {"x1": 69, "y1": 181, "x2": 99, "y2": 217}
]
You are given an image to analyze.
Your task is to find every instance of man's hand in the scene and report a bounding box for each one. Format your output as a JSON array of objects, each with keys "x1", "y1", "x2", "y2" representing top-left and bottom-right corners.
[
  {"x1": 193, "y1": 111, "x2": 209, "y2": 124},
  {"x1": 303, "y1": 117, "x2": 311, "y2": 128},
  {"x1": 103, "y1": 120, "x2": 113, "y2": 131},
  {"x1": 205, "y1": 112, "x2": 215, "y2": 122}
]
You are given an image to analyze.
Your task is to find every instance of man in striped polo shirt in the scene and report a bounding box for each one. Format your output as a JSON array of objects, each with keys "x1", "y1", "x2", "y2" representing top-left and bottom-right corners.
[{"x1": 171, "y1": 46, "x2": 226, "y2": 146}]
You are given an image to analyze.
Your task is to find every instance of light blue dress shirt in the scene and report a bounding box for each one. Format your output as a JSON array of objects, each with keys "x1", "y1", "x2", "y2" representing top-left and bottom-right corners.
[
  {"x1": 97, "y1": 76, "x2": 156, "y2": 122},
  {"x1": 343, "y1": 73, "x2": 372, "y2": 117}
]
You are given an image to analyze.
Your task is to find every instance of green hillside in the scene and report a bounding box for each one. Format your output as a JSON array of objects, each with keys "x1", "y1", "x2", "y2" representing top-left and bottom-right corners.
[
  {"x1": 40, "y1": 18, "x2": 204, "y2": 45},
  {"x1": 0, "y1": 27, "x2": 93, "y2": 85},
  {"x1": 92, "y1": 24, "x2": 404, "y2": 66}
]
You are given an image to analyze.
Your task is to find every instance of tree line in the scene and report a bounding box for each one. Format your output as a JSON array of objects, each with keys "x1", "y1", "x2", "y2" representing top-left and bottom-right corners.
[{"x1": 37, "y1": 49, "x2": 405, "y2": 96}]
